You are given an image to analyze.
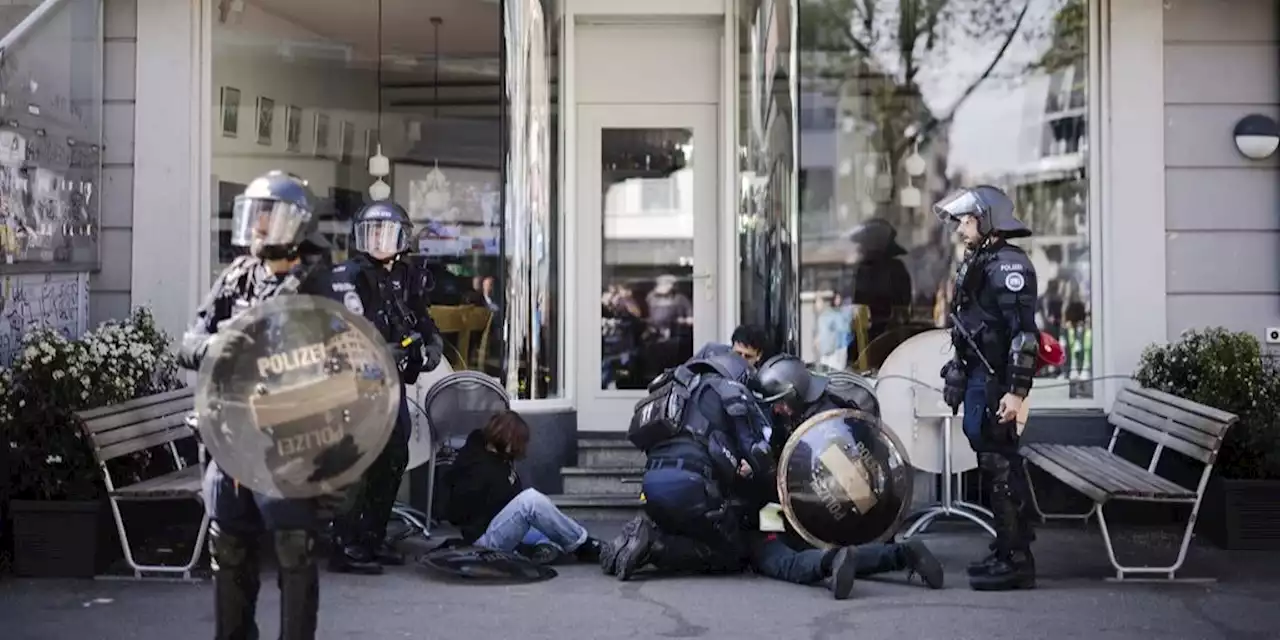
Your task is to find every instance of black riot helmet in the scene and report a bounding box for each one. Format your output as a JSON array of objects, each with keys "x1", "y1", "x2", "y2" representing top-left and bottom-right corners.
[
  {"x1": 932, "y1": 184, "x2": 1030, "y2": 239},
  {"x1": 352, "y1": 200, "x2": 414, "y2": 262},
  {"x1": 231, "y1": 171, "x2": 319, "y2": 260},
  {"x1": 752, "y1": 354, "x2": 828, "y2": 413}
]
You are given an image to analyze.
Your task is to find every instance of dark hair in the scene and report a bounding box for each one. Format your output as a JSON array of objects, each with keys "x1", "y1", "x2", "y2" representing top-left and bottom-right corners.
[
  {"x1": 482, "y1": 410, "x2": 531, "y2": 460},
  {"x1": 731, "y1": 324, "x2": 769, "y2": 353}
]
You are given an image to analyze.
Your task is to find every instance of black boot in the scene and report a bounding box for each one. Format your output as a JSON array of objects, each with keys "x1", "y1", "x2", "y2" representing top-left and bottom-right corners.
[
  {"x1": 827, "y1": 547, "x2": 859, "y2": 600},
  {"x1": 901, "y1": 539, "x2": 945, "y2": 589},
  {"x1": 275, "y1": 531, "x2": 320, "y2": 640},
  {"x1": 327, "y1": 537, "x2": 383, "y2": 575},
  {"x1": 966, "y1": 542, "x2": 998, "y2": 577},
  {"x1": 615, "y1": 517, "x2": 657, "y2": 581},
  {"x1": 970, "y1": 548, "x2": 1036, "y2": 591},
  {"x1": 601, "y1": 516, "x2": 645, "y2": 576},
  {"x1": 371, "y1": 539, "x2": 406, "y2": 566},
  {"x1": 574, "y1": 537, "x2": 605, "y2": 563},
  {"x1": 210, "y1": 524, "x2": 261, "y2": 640}
]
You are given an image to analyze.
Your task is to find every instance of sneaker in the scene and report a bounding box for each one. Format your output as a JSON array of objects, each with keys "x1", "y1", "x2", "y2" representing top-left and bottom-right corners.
[
  {"x1": 528, "y1": 542, "x2": 562, "y2": 565},
  {"x1": 901, "y1": 539, "x2": 945, "y2": 589},
  {"x1": 829, "y1": 547, "x2": 858, "y2": 600}
]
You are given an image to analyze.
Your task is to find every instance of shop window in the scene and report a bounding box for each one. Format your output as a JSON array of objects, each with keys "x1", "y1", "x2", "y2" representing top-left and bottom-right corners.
[
  {"x1": 0, "y1": 0, "x2": 102, "y2": 270},
  {"x1": 797, "y1": 0, "x2": 1096, "y2": 400},
  {"x1": 209, "y1": 0, "x2": 560, "y2": 399}
]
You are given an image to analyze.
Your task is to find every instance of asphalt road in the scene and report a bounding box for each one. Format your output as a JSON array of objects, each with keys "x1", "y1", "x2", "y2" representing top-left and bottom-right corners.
[{"x1": 2, "y1": 526, "x2": 1278, "y2": 640}]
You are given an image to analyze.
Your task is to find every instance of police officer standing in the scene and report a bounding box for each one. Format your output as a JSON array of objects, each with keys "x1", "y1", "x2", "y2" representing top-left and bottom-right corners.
[
  {"x1": 748, "y1": 355, "x2": 944, "y2": 598},
  {"x1": 603, "y1": 349, "x2": 772, "y2": 581},
  {"x1": 178, "y1": 171, "x2": 331, "y2": 639},
  {"x1": 328, "y1": 200, "x2": 443, "y2": 574},
  {"x1": 934, "y1": 185, "x2": 1040, "y2": 591}
]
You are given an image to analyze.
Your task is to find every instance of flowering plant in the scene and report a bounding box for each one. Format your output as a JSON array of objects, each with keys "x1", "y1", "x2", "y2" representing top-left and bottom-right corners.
[
  {"x1": 1, "y1": 308, "x2": 185, "y2": 501},
  {"x1": 1135, "y1": 327, "x2": 1280, "y2": 480}
]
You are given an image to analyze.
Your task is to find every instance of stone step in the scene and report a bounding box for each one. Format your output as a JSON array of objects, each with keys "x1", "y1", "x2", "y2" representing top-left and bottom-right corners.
[
  {"x1": 551, "y1": 493, "x2": 642, "y2": 521},
  {"x1": 561, "y1": 467, "x2": 644, "y2": 496},
  {"x1": 578, "y1": 438, "x2": 645, "y2": 468}
]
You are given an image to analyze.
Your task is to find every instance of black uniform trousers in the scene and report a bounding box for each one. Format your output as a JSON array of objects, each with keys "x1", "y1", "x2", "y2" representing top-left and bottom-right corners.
[
  {"x1": 640, "y1": 444, "x2": 745, "y2": 574},
  {"x1": 333, "y1": 387, "x2": 412, "y2": 546},
  {"x1": 961, "y1": 368, "x2": 1035, "y2": 550},
  {"x1": 203, "y1": 460, "x2": 320, "y2": 640}
]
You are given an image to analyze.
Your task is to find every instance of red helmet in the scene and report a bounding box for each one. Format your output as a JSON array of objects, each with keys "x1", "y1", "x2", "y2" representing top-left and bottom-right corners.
[{"x1": 1036, "y1": 332, "x2": 1066, "y2": 370}]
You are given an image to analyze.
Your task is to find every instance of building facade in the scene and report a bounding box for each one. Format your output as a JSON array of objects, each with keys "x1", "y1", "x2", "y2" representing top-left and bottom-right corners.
[{"x1": 1, "y1": 0, "x2": 1278, "y2": 474}]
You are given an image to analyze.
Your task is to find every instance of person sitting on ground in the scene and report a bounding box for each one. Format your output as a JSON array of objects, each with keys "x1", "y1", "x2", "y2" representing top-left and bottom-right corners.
[{"x1": 443, "y1": 410, "x2": 605, "y2": 564}]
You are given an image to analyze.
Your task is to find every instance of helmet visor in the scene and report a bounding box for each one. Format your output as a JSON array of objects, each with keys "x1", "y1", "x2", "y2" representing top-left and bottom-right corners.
[
  {"x1": 932, "y1": 190, "x2": 987, "y2": 223},
  {"x1": 353, "y1": 220, "x2": 410, "y2": 257},
  {"x1": 231, "y1": 196, "x2": 311, "y2": 248}
]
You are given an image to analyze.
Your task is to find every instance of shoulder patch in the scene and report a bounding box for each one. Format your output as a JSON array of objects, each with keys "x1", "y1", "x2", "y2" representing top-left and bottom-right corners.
[
  {"x1": 343, "y1": 291, "x2": 365, "y2": 315},
  {"x1": 1003, "y1": 272, "x2": 1026, "y2": 292}
]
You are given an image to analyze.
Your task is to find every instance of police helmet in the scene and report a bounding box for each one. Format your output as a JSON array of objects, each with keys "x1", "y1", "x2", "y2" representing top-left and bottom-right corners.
[
  {"x1": 752, "y1": 354, "x2": 827, "y2": 411},
  {"x1": 931, "y1": 184, "x2": 1030, "y2": 239},
  {"x1": 352, "y1": 200, "x2": 414, "y2": 260},
  {"x1": 231, "y1": 171, "x2": 319, "y2": 258}
]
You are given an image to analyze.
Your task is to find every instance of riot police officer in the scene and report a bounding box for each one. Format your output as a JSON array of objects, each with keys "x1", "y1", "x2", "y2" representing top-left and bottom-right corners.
[
  {"x1": 934, "y1": 185, "x2": 1039, "y2": 591},
  {"x1": 178, "y1": 171, "x2": 331, "y2": 639},
  {"x1": 747, "y1": 354, "x2": 944, "y2": 598},
  {"x1": 327, "y1": 200, "x2": 443, "y2": 574},
  {"x1": 604, "y1": 348, "x2": 772, "y2": 581}
]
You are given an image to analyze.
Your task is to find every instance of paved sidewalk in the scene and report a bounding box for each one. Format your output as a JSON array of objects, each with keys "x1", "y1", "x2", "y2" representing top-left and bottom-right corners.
[{"x1": 2, "y1": 525, "x2": 1277, "y2": 640}]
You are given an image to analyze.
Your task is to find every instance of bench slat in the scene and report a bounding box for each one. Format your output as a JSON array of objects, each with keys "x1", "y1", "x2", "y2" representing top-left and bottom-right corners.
[
  {"x1": 1021, "y1": 445, "x2": 1111, "y2": 503},
  {"x1": 1126, "y1": 385, "x2": 1238, "y2": 428},
  {"x1": 78, "y1": 395, "x2": 197, "y2": 434},
  {"x1": 1108, "y1": 411, "x2": 1216, "y2": 464},
  {"x1": 77, "y1": 387, "x2": 194, "y2": 422},
  {"x1": 1035, "y1": 444, "x2": 1194, "y2": 499},
  {"x1": 1118, "y1": 389, "x2": 1235, "y2": 439},
  {"x1": 111, "y1": 465, "x2": 203, "y2": 500},
  {"x1": 96, "y1": 425, "x2": 193, "y2": 462},
  {"x1": 92, "y1": 413, "x2": 190, "y2": 450},
  {"x1": 1111, "y1": 400, "x2": 1221, "y2": 452}
]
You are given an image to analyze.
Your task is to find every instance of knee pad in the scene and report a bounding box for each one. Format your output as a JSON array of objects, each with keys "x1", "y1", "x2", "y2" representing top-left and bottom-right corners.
[
  {"x1": 210, "y1": 522, "x2": 255, "y2": 570},
  {"x1": 274, "y1": 530, "x2": 316, "y2": 570}
]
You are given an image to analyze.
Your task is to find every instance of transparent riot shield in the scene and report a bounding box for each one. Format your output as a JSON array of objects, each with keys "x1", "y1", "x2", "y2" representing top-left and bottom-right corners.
[
  {"x1": 194, "y1": 294, "x2": 401, "y2": 499},
  {"x1": 776, "y1": 408, "x2": 914, "y2": 548}
]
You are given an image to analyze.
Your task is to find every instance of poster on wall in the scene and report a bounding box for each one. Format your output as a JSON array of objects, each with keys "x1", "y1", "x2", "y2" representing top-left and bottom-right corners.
[
  {"x1": 393, "y1": 162, "x2": 500, "y2": 257},
  {"x1": 0, "y1": 271, "x2": 90, "y2": 366}
]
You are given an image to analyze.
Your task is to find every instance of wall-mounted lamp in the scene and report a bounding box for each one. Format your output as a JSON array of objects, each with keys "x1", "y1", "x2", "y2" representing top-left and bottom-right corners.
[{"x1": 1233, "y1": 114, "x2": 1279, "y2": 160}]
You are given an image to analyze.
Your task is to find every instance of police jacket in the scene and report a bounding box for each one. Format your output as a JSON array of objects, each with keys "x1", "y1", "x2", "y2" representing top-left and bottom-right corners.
[
  {"x1": 951, "y1": 240, "x2": 1040, "y2": 397},
  {"x1": 330, "y1": 254, "x2": 441, "y2": 385},
  {"x1": 177, "y1": 255, "x2": 334, "y2": 372}
]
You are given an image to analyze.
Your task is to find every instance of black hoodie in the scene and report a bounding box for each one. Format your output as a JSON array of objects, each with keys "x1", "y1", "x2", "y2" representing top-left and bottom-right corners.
[{"x1": 443, "y1": 429, "x2": 523, "y2": 543}]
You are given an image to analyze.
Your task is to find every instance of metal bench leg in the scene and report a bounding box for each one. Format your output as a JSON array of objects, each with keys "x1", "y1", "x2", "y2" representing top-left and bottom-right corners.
[
  {"x1": 1095, "y1": 503, "x2": 1214, "y2": 583},
  {"x1": 100, "y1": 497, "x2": 209, "y2": 582},
  {"x1": 1023, "y1": 459, "x2": 1096, "y2": 523}
]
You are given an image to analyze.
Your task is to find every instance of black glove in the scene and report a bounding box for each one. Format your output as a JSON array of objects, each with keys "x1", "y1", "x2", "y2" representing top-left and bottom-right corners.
[
  {"x1": 940, "y1": 360, "x2": 968, "y2": 415},
  {"x1": 423, "y1": 334, "x2": 444, "y2": 372}
]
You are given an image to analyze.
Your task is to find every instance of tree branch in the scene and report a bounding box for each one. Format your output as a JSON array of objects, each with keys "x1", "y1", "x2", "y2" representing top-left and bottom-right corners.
[{"x1": 899, "y1": 0, "x2": 1031, "y2": 155}]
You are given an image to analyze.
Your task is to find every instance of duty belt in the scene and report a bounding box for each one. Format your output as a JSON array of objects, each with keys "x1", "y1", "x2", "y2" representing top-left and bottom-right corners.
[{"x1": 645, "y1": 457, "x2": 711, "y2": 479}]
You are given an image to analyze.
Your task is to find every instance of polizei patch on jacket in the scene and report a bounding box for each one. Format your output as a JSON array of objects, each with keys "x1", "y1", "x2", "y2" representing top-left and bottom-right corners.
[{"x1": 1003, "y1": 272, "x2": 1026, "y2": 292}]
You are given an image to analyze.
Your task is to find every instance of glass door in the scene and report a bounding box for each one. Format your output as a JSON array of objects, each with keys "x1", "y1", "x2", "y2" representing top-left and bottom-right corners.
[{"x1": 576, "y1": 103, "x2": 720, "y2": 430}]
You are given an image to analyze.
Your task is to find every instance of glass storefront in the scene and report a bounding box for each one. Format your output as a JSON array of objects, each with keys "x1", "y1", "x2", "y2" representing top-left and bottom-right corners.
[
  {"x1": 796, "y1": 0, "x2": 1095, "y2": 400},
  {"x1": 209, "y1": 0, "x2": 559, "y2": 399},
  {"x1": 0, "y1": 0, "x2": 102, "y2": 270}
]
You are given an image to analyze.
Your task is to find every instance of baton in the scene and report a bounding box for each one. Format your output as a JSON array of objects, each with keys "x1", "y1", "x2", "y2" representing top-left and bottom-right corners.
[{"x1": 948, "y1": 312, "x2": 996, "y2": 376}]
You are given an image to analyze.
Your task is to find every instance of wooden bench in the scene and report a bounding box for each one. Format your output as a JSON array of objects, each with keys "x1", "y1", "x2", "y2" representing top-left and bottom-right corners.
[
  {"x1": 1021, "y1": 385, "x2": 1237, "y2": 582},
  {"x1": 76, "y1": 387, "x2": 209, "y2": 580}
]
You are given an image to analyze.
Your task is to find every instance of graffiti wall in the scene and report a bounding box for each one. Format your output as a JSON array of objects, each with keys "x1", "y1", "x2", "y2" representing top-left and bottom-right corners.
[{"x1": 0, "y1": 271, "x2": 89, "y2": 365}]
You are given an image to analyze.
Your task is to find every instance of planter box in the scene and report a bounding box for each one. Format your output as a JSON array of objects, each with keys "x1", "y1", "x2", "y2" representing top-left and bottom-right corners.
[
  {"x1": 1199, "y1": 477, "x2": 1280, "y2": 551},
  {"x1": 11, "y1": 500, "x2": 106, "y2": 578}
]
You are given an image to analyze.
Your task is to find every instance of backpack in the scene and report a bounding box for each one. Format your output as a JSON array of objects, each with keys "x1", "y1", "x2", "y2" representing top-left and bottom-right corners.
[{"x1": 626, "y1": 358, "x2": 738, "y2": 452}]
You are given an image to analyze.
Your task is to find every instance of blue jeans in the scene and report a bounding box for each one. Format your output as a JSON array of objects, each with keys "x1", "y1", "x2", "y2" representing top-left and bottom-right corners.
[
  {"x1": 474, "y1": 489, "x2": 589, "y2": 553},
  {"x1": 749, "y1": 533, "x2": 904, "y2": 585}
]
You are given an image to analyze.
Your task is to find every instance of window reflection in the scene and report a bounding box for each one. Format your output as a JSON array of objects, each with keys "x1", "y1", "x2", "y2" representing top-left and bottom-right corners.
[{"x1": 797, "y1": 0, "x2": 1094, "y2": 399}]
